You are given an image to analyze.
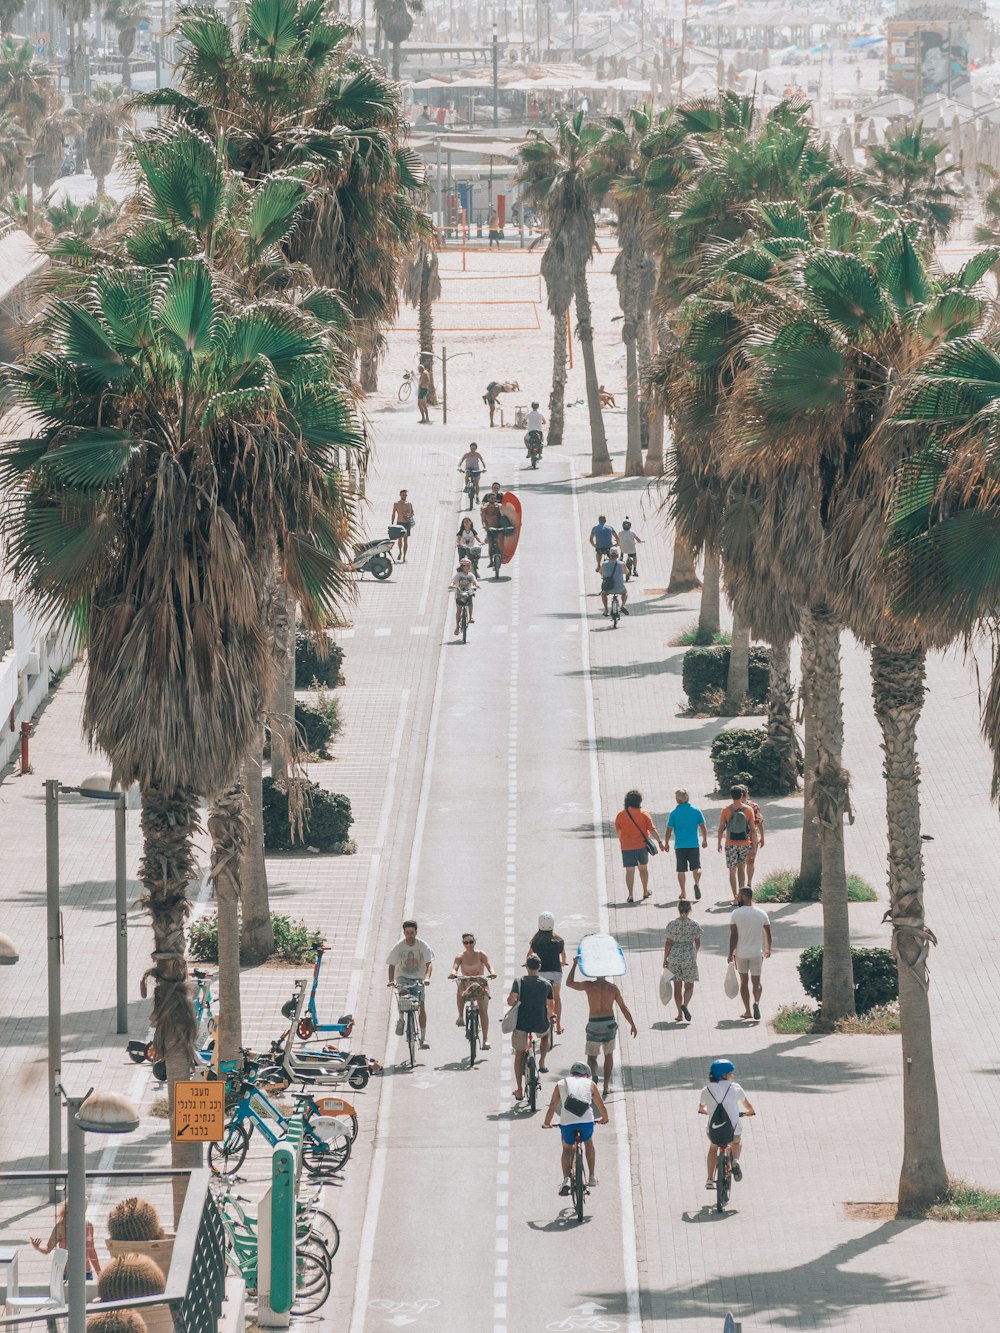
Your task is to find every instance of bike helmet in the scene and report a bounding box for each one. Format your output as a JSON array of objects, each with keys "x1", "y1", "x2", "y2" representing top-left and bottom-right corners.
[
  {"x1": 538, "y1": 911, "x2": 555, "y2": 931},
  {"x1": 570, "y1": 1061, "x2": 591, "y2": 1078},
  {"x1": 608, "y1": 546, "x2": 620, "y2": 559},
  {"x1": 459, "y1": 556, "x2": 472, "y2": 567},
  {"x1": 622, "y1": 517, "x2": 632, "y2": 530},
  {"x1": 709, "y1": 1058, "x2": 735, "y2": 1081}
]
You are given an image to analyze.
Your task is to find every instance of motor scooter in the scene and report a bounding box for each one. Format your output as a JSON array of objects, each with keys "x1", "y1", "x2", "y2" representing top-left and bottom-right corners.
[
  {"x1": 524, "y1": 430, "x2": 543, "y2": 468},
  {"x1": 352, "y1": 535, "x2": 394, "y2": 580}
]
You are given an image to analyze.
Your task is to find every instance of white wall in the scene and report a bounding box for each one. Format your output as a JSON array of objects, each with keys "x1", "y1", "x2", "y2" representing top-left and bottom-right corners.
[{"x1": 0, "y1": 590, "x2": 77, "y2": 772}]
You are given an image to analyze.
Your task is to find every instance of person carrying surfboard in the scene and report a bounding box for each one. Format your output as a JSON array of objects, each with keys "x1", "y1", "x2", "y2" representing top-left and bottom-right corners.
[{"x1": 565, "y1": 957, "x2": 638, "y2": 1096}]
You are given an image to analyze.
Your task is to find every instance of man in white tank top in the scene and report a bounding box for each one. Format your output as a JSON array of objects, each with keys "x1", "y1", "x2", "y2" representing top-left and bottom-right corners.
[{"x1": 542, "y1": 1060, "x2": 609, "y2": 1194}]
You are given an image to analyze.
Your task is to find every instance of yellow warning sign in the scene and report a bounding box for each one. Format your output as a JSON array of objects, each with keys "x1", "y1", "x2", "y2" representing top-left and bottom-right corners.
[{"x1": 172, "y1": 1079, "x2": 226, "y2": 1143}]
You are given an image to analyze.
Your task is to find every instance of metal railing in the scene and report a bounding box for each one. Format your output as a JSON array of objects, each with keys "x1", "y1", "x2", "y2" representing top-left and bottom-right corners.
[{"x1": 0, "y1": 1169, "x2": 226, "y2": 1333}]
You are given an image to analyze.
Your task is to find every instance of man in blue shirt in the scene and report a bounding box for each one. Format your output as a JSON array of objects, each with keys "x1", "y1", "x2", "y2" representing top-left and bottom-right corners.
[
  {"x1": 664, "y1": 788, "x2": 708, "y2": 901},
  {"x1": 589, "y1": 514, "x2": 618, "y2": 572}
]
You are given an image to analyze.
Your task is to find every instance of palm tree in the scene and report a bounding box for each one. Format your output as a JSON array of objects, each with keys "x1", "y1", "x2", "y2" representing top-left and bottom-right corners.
[
  {"x1": 0, "y1": 36, "x2": 49, "y2": 134},
  {"x1": 0, "y1": 108, "x2": 27, "y2": 196},
  {"x1": 33, "y1": 106, "x2": 80, "y2": 196},
  {"x1": 0, "y1": 0, "x2": 27, "y2": 34},
  {"x1": 0, "y1": 125, "x2": 363, "y2": 1135},
  {"x1": 103, "y1": 0, "x2": 149, "y2": 91},
  {"x1": 83, "y1": 86, "x2": 132, "y2": 195},
  {"x1": 402, "y1": 237, "x2": 440, "y2": 403},
  {"x1": 863, "y1": 122, "x2": 960, "y2": 242},
  {"x1": 372, "y1": 0, "x2": 422, "y2": 80},
  {"x1": 519, "y1": 113, "x2": 612, "y2": 476}
]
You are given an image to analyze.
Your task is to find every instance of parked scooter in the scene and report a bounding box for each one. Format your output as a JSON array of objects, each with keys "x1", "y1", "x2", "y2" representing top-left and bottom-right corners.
[
  {"x1": 352, "y1": 535, "x2": 394, "y2": 581},
  {"x1": 524, "y1": 430, "x2": 543, "y2": 468}
]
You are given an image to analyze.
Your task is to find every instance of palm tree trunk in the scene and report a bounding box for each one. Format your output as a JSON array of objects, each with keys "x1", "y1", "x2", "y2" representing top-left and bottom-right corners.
[
  {"x1": 623, "y1": 322, "x2": 642, "y2": 476},
  {"x1": 574, "y1": 273, "x2": 612, "y2": 475},
  {"x1": 269, "y1": 579, "x2": 294, "y2": 784},
  {"x1": 667, "y1": 531, "x2": 700, "y2": 592},
  {"x1": 548, "y1": 307, "x2": 568, "y2": 448},
  {"x1": 644, "y1": 408, "x2": 664, "y2": 477},
  {"x1": 804, "y1": 604, "x2": 855, "y2": 1022},
  {"x1": 360, "y1": 341, "x2": 379, "y2": 393},
  {"x1": 724, "y1": 608, "x2": 750, "y2": 713},
  {"x1": 419, "y1": 268, "x2": 437, "y2": 404},
  {"x1": 391, "y1": 39, "x2": 401, "y2": 80},
  {"x1": 697, "y1": 549, "x2": 721, "y2": 637},
  {"x1": 637, "y1": 308, "x2": 652, "y2": 455},
  {"x1": 240, "y1": 745, "x2": 274, "y2": 964},
  {"x1": 208, "y1": 782, "x2": 250, "y2": 1066},
  {"x1": 798, "y1": 614, "x2": 822, "y2": 887},
  {"x1": 765, "y1": 636, "x2": 800, "y2": 794},
  {"x1": 871, "y1": 645, "x2": 947, "y2": 1214},
  {"x1": 139, "y1": 783, "x2": 201, "y2": 1182}
]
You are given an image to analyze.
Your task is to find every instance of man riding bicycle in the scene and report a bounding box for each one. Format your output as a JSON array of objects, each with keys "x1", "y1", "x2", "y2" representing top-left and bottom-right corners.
[
  {"x1": 542, "y1": 1060, "x2": 608, "y2": 1194},
  {"x1": 589, "y1": 514, "x2": 618, "y2": 573},
  {"x1": 600, "y1": 546, "x2": 628, "y2": 617},
  {"x1": 450, "y1": 557, "x2": 479, "y2": 635},
  {"x1": 458, "y1": 443, "x2": 486, "y2": 502},
  {"x1": 387, "y1": 920, "x2": 434, "y2": 1050}
]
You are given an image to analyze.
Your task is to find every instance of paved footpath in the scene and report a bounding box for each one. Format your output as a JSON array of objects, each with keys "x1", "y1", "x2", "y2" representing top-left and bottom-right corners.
[{"x1": 3, "y1": 239, "x2": 1000, "y2": 1331}]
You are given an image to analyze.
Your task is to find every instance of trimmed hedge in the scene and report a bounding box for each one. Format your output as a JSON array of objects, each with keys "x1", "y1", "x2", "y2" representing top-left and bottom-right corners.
[
  {"x1": 295, "y1": 628, "x2": 344, "y2": 689},
  {"x1": 682, "y1": 645, "x2": 770, "y2": 712},
  {"x1": 709, "y1": 727, "x2": 800, "y2": 796},
  {"x1": 262, "y1": 776, "x2": 353, "y2": 852},
  {"x1": 797, "y1": 944, "x2": 898, "y2": 1014}
]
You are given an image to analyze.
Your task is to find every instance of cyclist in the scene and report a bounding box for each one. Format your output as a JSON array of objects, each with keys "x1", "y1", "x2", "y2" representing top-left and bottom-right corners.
[
  {"x1": 449, "y1": 556, "x2": 479, "y2": 636},
  {"x1": 617, "y1": 517, "x2": 643, "y2": 579},
  {"x1": 458, "y1": 442, "x2": 487, "y2": 502},
  {"x1": 524, "y1": 401, "x2": 545, "y2": 458},
  {"x1": 448, "y1": 933, "x2": 497, "y2": 1049},
  {"x1": 455, "y1": 516, "x2": 484, "y2": 574},
  {"x1": 542, "y1": 1060, "x2": 608, "y2": 1194},
  {"x1": 600, "y1": 546, "x2": 628, "y2": 617},
  {"x1": 698, "y1": 1058, "x2": 756, "y2": 1190},
  {"x1": 386, "y1": 920, "x2": 434, "y2": 1049},
  {"x1": 528, "y1": 912, "x2": 567, "y2": 1034},
  {"x1": 507, "y1": 954, "x2": 554, "y2": 1099},
  {"x1": 589, "y1": 514, "x2": 618, "y2": 573}
]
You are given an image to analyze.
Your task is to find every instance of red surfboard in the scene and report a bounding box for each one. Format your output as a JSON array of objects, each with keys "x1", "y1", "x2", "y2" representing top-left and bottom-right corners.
[{"x1": 500, "y1": 491, "x2": 522, "y2": 564}]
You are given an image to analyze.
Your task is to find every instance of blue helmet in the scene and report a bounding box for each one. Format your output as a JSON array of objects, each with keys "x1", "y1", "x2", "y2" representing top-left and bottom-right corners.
[{"x1": 709, "y1": 1058, "x2": 735, "y2": 1081}]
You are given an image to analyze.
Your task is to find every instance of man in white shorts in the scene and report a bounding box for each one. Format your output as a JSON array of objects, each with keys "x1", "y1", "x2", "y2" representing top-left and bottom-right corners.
[{"x1": 728, "y1": 888, "x2": 772, "y2": 1021}]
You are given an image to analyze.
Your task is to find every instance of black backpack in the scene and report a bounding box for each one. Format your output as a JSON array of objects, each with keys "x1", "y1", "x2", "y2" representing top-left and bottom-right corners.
[
  {"x1": 726, "y1": 804, "x2": 749, "y2": 841},
  {"x1": 707, "y1": 1086, "x2": 735, "y2": 1146}
]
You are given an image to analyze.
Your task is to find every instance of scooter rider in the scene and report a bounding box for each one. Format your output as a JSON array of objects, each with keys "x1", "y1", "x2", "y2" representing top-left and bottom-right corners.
[{"x1": 525, "y1": 402, "x2": 545, "y2": 458}]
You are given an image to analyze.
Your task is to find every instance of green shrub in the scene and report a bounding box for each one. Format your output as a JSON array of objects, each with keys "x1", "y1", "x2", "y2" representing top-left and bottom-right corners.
[
  {"x1": 756, "y1": 868, "x2": 876, "y2": 903},
  {"x1": 188, "y1": 912, "x2": 325, "y2": 963},
  {"x1": 797, "y1": 944, "x2": 898, "y2": 1014},
  {"x1": 262, "y1": 776, "x2": 353, "y2": 851},
  {"x1": 671, "y1": 626, "x2": 732, "y2": 647},
  {"x1": 295, "y1": 628, "x2": 344, "y2": 689},
  {"x1": 709, "y1": 727, "x2": 800, "y2": 795},
  {"x1": 294, "y1": 697, "x2": 341, "y2": 758},
  {"x1": 682, "y1": 645, "x2": 770, "y2": 713}
]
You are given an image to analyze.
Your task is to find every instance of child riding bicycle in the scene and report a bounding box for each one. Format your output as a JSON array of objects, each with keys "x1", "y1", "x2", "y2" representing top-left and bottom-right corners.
[{"x1": 698, "y1": 1058, "x2": 755, "y2": 1190}]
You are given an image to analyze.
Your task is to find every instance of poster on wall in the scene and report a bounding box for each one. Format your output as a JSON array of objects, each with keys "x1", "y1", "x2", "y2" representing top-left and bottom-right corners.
[{"x1": 887, "y1": 21, "x2": 970, "y2": 102}]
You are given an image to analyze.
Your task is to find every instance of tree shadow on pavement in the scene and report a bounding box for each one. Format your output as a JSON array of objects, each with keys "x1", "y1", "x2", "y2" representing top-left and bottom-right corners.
[
  {"x1": 563, "y1": 656, "x2": 684, "y2": 681},
  {"x1": 584, "y1": 1218, "x2": 942, "y2": 1327},
  {"x1": 622, "y1": 1033, "x2": 884, "y2": 1095},
  {"x1": 585, "y1": 721, "x2": 727, "y2": 753}
]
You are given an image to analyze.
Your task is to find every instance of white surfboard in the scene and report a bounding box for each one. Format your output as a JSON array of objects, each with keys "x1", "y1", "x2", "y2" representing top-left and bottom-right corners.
[{"x1": 577, "y1": 932, "x2": 627, "y2": 978}]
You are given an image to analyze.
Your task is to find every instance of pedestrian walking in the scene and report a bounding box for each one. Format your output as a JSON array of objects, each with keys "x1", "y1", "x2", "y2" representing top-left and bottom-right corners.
[
  {"x1": 614, "y1": 789, "x2": 664, "y2": 902},
  {"x1": 728, "y1": 888, "x2": 772, "y2": 1021},
  {"x1": 417, "y1": 363, "x2": 431, "y2": 424},
  {"x1": 391, "y1": 489, "x2": 414, "y2": 562},
  {"x1": 662, "y1": 899, "x2": 701, "y2": 1022},
  {"x1": 738, "y1": 783, "x2": 765, "y2": 888},
  {"x1": 565, "y1": 958, "x2": 637, "y2": 1096},
  {"x1": 31, "y1": 1201, "x2": 102, "y2": 1279},
  {"x1": 487, "y1": 206, "x2": 501, "y2": 250},
  {"x1": 717, "y1": 786, "x2": 757, "y2": 903},
  {"x1": 664, "y1": 788, "x2": 707, "y2": 900}
]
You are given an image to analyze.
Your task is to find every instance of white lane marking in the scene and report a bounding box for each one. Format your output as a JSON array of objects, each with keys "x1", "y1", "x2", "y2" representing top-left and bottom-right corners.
[
  {"x1": 569, "y1": 457, "x2": 642, "y2": 1333},
  {"x1": 410, "y1": 625, "x2": 429, "y2": 635},
  {"x1": 350, "y1": 592, "x2": 453, "y2": 1333},
  {"x1": 339, "y1": 628, "x2": 357, "y2": 639},
  {"x1": 374, "y1": 627, "x2": 391, "y2": 637},
  {"x1": 416, "y1": 511, "x2": 442, "y2": 619},
  {"x1": 346, "y1": 689, "x2": 411, "y2": 1014}
]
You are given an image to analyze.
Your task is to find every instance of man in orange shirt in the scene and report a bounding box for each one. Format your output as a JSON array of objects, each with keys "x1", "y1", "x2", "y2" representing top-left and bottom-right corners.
[
  {"x1": 717, "y1": 786, "x2": 758, "y2": 904},
  {"x1": 614, "y1": 789, "x2": 665, "y2": 902}
]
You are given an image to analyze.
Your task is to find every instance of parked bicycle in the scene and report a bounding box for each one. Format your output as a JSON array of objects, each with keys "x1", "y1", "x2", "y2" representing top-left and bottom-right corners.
[
  {"x1": 217, "y1": 1190, "x2": 331, "y2": 1315},
  {"x1": 398, "y1": 368, "x2": 418, "y2": 402},
  {"x1": 209, "y1": 1077, "x2": 352, "y2": 1178}
]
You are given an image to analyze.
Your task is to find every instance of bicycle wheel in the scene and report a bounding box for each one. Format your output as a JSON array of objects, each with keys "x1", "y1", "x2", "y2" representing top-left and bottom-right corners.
[
  {"x1": 209, "y1": 1121, "x2": 251, "y2": 1176},
  {"x1": 611, "y1": 595, "x2": 620, "y2": 628},
  {"x1": 406, "y1": 1011, "x2": 417, "y2": 1068},
  {"x1": 460, "y1": 603, "x2": 468, "y2": 644},
  {"x1": 574, "y1": 1141, "x2": 586, "y2": 1223},
  {"x1": 526, "y1": 1051, "x2": 538, "y2": 1112},
  {"x1": 291, "y1": 1253, "x2": 330, "y2": 1315},
  {"x1": 302, "y1": 1132, "x2": 351, "y2": 1177},
  {"x1": 466, "y1": 1004, "x2": 479, "y2": 1066},
  {"x1": 398, "y1": 378, "x2": 412, "y2": 403},
  {"x1": 302, "y1": 1206, "x2": 340, "y2": 1260},
  {"x1": 297, "y1": 1234, "x2": 333, "y2": 1277},
  {"x1": 716, "y1": 1150, "x2": 730, "y2": 1213},
  {"x1": 492, "y1": 549, "x2": 502, "y2": 579}
]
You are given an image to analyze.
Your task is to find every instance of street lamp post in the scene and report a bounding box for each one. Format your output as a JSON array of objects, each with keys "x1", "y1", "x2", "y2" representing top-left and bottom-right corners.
[
  {"x1": 65, "y1": 1088, "x2": 139, "y2": 1333},
  {"x1": 492, "y1": 23, "x2": 499, "y2": 127}
]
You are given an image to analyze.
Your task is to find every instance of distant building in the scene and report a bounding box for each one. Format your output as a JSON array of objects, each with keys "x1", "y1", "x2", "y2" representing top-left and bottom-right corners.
[{"x1": 888, "y1": 0, "x2": 987, "y2": 101}]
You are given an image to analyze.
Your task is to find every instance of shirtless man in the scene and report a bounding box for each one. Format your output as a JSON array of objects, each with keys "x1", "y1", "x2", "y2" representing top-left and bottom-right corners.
[
  {"x1": 564, "y1": 957, "x2": 638, "y2": 1095},
  {"x1": 391, "y1": 489, "x2": 414, "y2": 562},
  {"x1": 418, "y1": 363, "x2": 431, "y2": 423},
  {"x1": 447, "y1": 932, "x2": 497, "y2": 1048}
]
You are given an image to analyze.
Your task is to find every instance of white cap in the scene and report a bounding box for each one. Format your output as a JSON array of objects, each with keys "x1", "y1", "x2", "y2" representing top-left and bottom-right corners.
[{"x1": 538, "y1": 912, "x2": 555, "y2": 930}]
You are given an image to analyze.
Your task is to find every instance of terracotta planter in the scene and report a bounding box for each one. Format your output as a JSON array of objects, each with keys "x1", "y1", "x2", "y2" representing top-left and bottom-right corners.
[{"x1": 105, "y1": 1237, "x2": 175, "y2": 1277}]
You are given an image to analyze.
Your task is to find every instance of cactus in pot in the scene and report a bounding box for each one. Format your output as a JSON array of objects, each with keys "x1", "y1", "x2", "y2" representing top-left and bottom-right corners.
[
  {"x1": 97, "y1": 1255, "x2": 165, "y2": 1302},
  {"x1": 107, "y1": 1199, "x2": 165, "y2": 1243},
  {"x1": 87, "y1": 1311, "x2": 148, "y2": 1333}
]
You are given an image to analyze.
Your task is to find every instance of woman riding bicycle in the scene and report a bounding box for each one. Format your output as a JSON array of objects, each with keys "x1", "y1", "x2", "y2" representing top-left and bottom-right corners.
[
  {"x1": 542, "y1": 1060, "x2": 608, "y2": 1195},
  {"x1": 698, "y1": 1058, "x2": 755, "y2": 1190},
  {"x1": 455, "y1": 516, "x2": 484, "y2": 575},
  {"x1": 449, "y1": 557, "x2": 479, "y2": 636},
  {"x1": 448, "y1": 933, "x2": 497, "y2": 1049}
]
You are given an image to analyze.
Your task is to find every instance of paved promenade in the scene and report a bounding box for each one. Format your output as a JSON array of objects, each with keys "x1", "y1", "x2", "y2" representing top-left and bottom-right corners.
[{"x1": 2, "y1": 241, "x2": 999, "y2": 1330}]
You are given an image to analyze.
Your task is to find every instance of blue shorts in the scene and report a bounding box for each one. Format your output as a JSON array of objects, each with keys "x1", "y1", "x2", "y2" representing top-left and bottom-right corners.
[
  {"x1": 622, "y1": 848, "x2": 649, "y2": 868},
  {"x1": 560, "y1": 1122, "x2": 594, "y2": 1145}
]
